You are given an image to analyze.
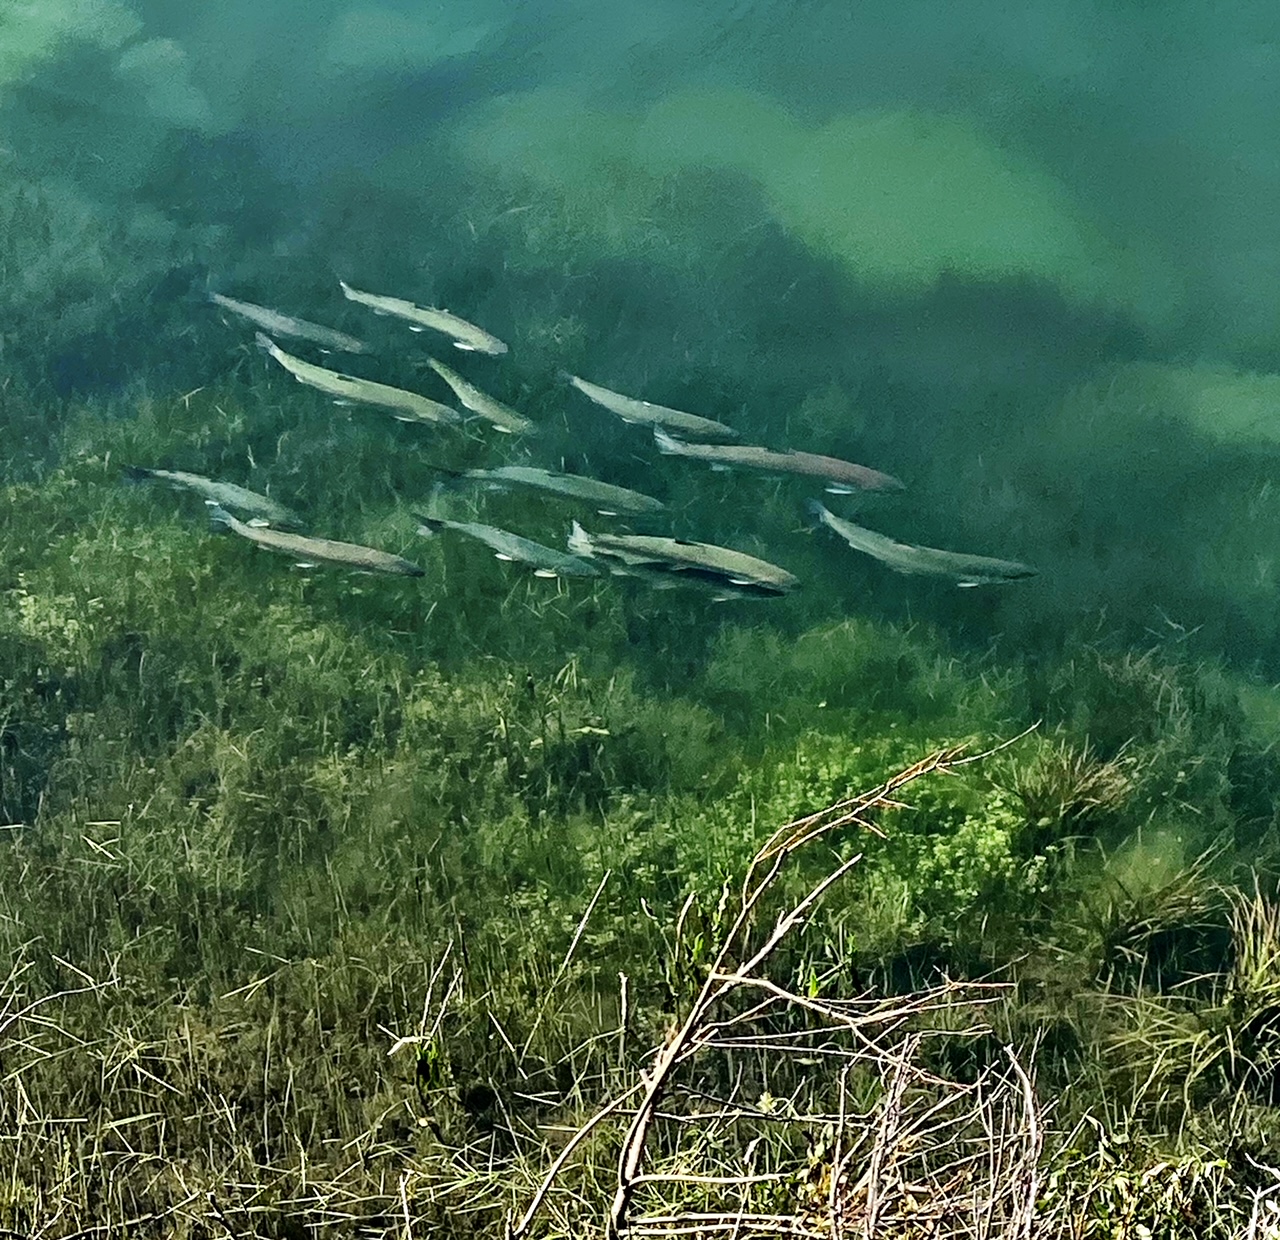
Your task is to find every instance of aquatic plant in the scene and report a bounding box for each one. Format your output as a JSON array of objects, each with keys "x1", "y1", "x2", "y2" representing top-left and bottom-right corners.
[
  {"x1": 993, "y1": 736, "x2": 1139, "y2": 857},
  {"x1": 3, "y1": 335, "x2": 1280, "y2": 1235},
  {"x1": 1104, "y1": 884, "x2": 1280, "y2": 1115},
  {"x1": 510, "y1": 746, "x2": 1044, "y2": 1240},
  {"x1": 1087, "y1": 843, "x2": 1232, "y2": 995},
  {"x1": 701, "y1": 616, "x2": 1009, "y2": 737},
  {"x1": 0, "y1": 174, "x2": 223, "y2": 395}
]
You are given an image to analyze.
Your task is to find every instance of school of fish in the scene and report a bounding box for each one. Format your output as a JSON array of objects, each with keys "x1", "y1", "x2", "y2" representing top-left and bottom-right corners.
[{"x1": 127, "y1": 283, "x2": 1038, "y2": 592}]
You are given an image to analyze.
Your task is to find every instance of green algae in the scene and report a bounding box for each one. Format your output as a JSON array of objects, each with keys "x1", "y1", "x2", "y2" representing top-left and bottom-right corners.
[{"x1": 456, "y1": 85, "x2": 1181, "y2": 328}]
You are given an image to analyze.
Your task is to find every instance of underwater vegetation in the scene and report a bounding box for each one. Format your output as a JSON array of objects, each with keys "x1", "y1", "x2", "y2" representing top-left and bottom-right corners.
[
  {"x1": 3, "y1": 350, "x2": 1280, "y2": 1233},
  {"x1": 5, "y1": 9, "x2": 1280, "y2": 1231}
]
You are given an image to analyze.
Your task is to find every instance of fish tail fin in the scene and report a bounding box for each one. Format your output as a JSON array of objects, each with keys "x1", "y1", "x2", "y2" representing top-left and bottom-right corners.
[
  {"x1": 425, "y1": 479, "x2": 453, "y2": 513},
  {"x1": 566, "y1": 520, "x2": 593, "y2": 557},
  {"x1": 161, "y1": 270, "x2": 214, "y2": 308},
  {"x1": 121, "y1": 465, "x2": 154, "y2": 485},
  {"x1": 804, "y1": 498, "x2": 831, "y2": 527},
  {"x1": 201, "y1": 280, "x2": 226, "y2": 308},
  {"x1": 205, "y1": 501, "x2": 235, "y2": 531},
  {"x1": 253, "y1": 331, "x2": 276, "y2": 355},
  {"x1": 413, "y1": 490, "x2": 450, "y2": 535},
  {"x1": 420, "y1": 463, "x2": 468, "y2": 489},
  {"x1": 652, "y1": 427, "x2": 682, "y2": 454}
]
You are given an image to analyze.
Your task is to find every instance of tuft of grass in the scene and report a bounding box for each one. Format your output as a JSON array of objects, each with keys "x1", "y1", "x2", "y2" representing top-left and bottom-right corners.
[{"x1": 993, "y1": 735, "x2": 1140, "y2": 857}]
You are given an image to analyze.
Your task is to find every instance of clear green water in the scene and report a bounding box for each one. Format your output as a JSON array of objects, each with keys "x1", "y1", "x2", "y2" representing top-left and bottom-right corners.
[
  {"x1": 5, "y1": 0, "x2": 1280, "y2": 665},
  {"x1": 2, "y1": 3, "x2": 1280, "y2": 1233}
]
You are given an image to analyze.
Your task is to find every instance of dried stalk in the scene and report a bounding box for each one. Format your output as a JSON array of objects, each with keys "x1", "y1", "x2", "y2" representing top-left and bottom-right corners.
[{"x1": 512, "y1": 741, "x2": 1044, "y2": 1240}]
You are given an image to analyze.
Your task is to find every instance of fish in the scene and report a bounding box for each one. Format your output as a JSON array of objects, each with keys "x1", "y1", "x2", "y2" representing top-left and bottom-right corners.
[
  {"x1": 568, "y1": 522, "x2": 798, "y2": 598},
  {"x1": 415, "y1": 514, "x2": 601, "y2": 578},
  {"x1": 208, "y1": 292, "x2": 370, "y2": 354},
  {"x1": 461, "y1": 465, "x2": 665, "y2": 516},
  {"x1": 654, "y1": 428, "x2": 904, "y2": 494},
  {"x1": 566, "y1": 374, "x2": 738, "y2": 441},
  {"x1": 256, "y1": 334, "x2": 462, "y2": 426},
  {"x1": 338, "y1": 280, "x2": 508, "y2": 355},
  {"x1": 124, "y1": 466, "x2": 301, "y2": 527},
  {"x1": 207, "y1": 504, "x2": 425, "y2": 576},
  {"x1": 424, "y1": 357, "x2": 534, "y2": 434},
  {"x1": 808, "y1": 501, "x2": 1037, "y2": 586}
]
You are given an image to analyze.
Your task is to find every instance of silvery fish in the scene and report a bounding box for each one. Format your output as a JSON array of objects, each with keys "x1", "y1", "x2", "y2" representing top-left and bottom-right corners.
[
  {"x1": 256, "y1": 334, "x2": 462, "y2": 426},
  {"x1": 415, "y1": 514, "x2": 601, "y2": 578},
  {"x1": 566, "y1": 374, "x2": 738, "y2": 441},
  {"x1": 425, "y1": 357, "x2": 533, "y2": 433},
  {"x1": 808, "y1": 501, "x2": 1036, "y2": 586},
  {"x1": 462, "y1": 465, "x2": 665, "y2": 516},
  {"x1": 209, "y1": 292, "x2": 370, "y2": 354},
  {"x1": 124, "y1": 466, "x2": 300, "y2": 527},
  {"x1": 655, "y1": 428, "x2": 904, "y2": 494},
  {"x1": 568, "y1": 522, "x2": 798, "y2": 598},
  {"x1": 338, "y1": 280, "x2": 508, "y2": 355},
  {"x1": 207, "y1": 504, "x2": 424, "y2": 576}
]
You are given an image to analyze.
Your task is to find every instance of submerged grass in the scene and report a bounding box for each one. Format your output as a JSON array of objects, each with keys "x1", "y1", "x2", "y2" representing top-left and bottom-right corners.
[{"x1": 2, "y1": 351, "x2": 1280, "y2": 1235}]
